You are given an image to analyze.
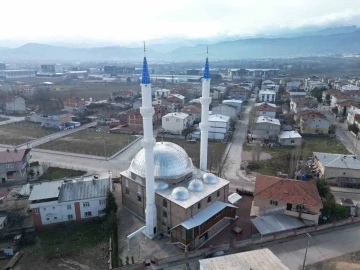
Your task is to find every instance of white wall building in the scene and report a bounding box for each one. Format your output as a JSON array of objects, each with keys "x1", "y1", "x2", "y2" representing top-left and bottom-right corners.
[
  {"x1": 258, "y1": 90, "x2": 276, "y2": 103},
  {"x1": 29, "y1": 177, "x2": 110, "y2": 228},
  {"x1": 162, "y1": 112, "x2": 192, "y2": 135},
  {"x1": 252, "y1": 116, "x2": 281, "y2": 140},
  {"x1": 340, "y1": 84, "x2": 360, "y2": 92},
  {"x1": 222, "y1": 99, "x2": 242, "y2": 112},
  {"x1": 155, "y1": 89, "x2": 171, "y2": 99},
  {"x1": 211, "y1": 104, "x2": 238, "y2": 118},
  {"x1": 261, "y1": 80, "x2": 275, "y2": 90},
  {"x1": 208, "y1": 114, "x2": 230, "y2": 140},
  {"x1": 5, "y1": 96, "x2": 26, "y2": 114},
  {"x1": 278, "y1": 131, "x2": 302, "y2": 146},
  {"x1": 347, "y1": 105, "x2": 360, "y2": 124},
  {"x1": 0, "y1": 70, "x2": 36, "y2": 79},
  {"x1": 265, "y1": 84, "x2": 280, "y2": 93}
]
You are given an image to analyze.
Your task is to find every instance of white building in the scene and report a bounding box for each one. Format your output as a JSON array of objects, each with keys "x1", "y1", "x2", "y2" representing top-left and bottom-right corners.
[
  {"x1": 278, "y1": 131, "x2": 302, "y2": 146},
  {"x1": 211, "y1": 104, "x2": 238, "y2": 118},
  {"x1": 162, "y1": 112, "x2": 192, "y2": 135},
  {"x1": 252, "y1": 116, "x2": 281, "y2": 140},
  {"x1": 155, "y1": 89, "x2": 170, "y2": 99},
  {"x1": 258, "y1": 90, "x2": 276, "y2": 103},
  {"x1": 265, "y1": 84, "x2": 280, "y2": 93},
  {"x1": 254, "y1": 103, "x2": 277, "y2": 118},
  {"x1": 29, "y1": 177, "x2": 110, "y2": 228},
  {"x1": 0, "y1": 70, "x2": 36, "y2": 79},
  {"x1": 340, "y1": 84, "x2": 360, "y2": 92},
  {"x1": 347, "y1": 105, "x2": 360, "y2": 124},
  {"x1": 199, "y1": 248, "x2": 289, "y2": 270},
  {"x1": 261, "y1": 80, "x2": 275, "y2": 90},
  {"x1": 208, "y1": 114, "x2": 230, "y2": 140},
  {"x1": 286, "y1": 81, "x2": 302, "y2": 90},
  {"x1": 222, "y1": 99, "x2": 242, "y2": 112},
  {"x1": 5, "y1": 96, "x2": 26, "y2": 114}
]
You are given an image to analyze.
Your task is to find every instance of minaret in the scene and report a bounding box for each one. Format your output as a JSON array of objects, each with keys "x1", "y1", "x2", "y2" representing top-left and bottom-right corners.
[
  {"x1": 199, "y1": 47, "x2": 211, "y2": 171},
  {"x1": 140, "y1": 43, "x2": 157, "y2": 238}
]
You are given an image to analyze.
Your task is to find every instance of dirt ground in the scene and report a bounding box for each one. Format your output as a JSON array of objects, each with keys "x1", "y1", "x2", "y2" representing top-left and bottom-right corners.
[
  {"x1": 305, "y1": 250, "x2": 360, "y2": 270},
  {"x1": 0, "y1": 122, "x2": 53, "y2": 146},
  {"x1": 38, "y1": 129, "x2": 137, "y2": 157},
  {"x1": 241, "y1": 151, "x2": 272, "y2": 161}
]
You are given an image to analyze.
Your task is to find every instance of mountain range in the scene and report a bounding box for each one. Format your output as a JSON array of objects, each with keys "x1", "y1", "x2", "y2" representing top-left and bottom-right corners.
[{"x1": 1, "y1": 26, "x2": 360, "y2": 62}]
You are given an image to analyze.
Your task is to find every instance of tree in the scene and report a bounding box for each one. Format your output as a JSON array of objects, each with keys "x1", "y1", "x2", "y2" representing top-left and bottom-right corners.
[
  {"x1": 348, "y1": 124, "x2": 359, "y2": 135},
  {"x1": 316, "y1": 179, "x2": 334, "y2": 201},
  {"x1": 311, "y1": 87, "x2": 327, "y2": 103},
  {"x1": 104, "y1": 190, "x2": 118, "y2": 215},
  {"x1": 331, "y1": 107, "x2": 338, "y2": 115},
  {"x1": 343, "y1": 106, "x2": 347, "y2": 118}
]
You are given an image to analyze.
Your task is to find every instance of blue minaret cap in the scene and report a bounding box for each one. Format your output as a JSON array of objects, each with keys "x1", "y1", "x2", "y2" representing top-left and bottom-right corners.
[
  {"x1": 142, "y1": 57, "x2": 150, "y2": 84},
  {"x1": 203, "y1": 57, "x2": 210, "y2": 79}
]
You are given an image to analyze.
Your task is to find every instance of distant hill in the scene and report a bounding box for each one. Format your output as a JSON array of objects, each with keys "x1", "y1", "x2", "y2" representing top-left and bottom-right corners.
[{"x1": 1, "y1": 29, "x2": 360, "y2": 62}]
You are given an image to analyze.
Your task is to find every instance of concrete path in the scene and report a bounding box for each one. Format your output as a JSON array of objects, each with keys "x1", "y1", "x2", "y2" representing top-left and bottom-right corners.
[
  {"x1": 266, "y1": 223, "x2": 360, "y2": 269},
  {"x1": 0, "y1": 115, "x2": 25, "y2": 125},
  {"x1": 222, "y1": 98, "x2": 256, "y2": 192}
]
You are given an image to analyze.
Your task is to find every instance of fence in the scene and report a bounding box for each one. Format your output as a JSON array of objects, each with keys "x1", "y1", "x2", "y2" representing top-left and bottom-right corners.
[{"x1": 234, "y1": 216, "x2": 360, "y2": 249}]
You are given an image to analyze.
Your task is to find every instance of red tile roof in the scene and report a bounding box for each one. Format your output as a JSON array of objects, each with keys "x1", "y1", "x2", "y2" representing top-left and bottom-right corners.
[
  {"x1": 0, "y1": 149, "x2": 31, "y2": 164},
  {"x1": 295, "y1": 110, "x2": 326, "y2": 118},
  {"x1": 336, "y1": 100, "x2": 358, "y2": 107},
  {"x1": 254, "y1": 103, "x2": 277, "y2": 112},
  {"x1": 182, "y1": 105, "x2": 202, "y2": 114},
  {"x1": 254, "y1": 174, "x2": 323, "y2": 208},
  {"x1": 231, "y1": 87, "x2": 248, "y2": 92}
]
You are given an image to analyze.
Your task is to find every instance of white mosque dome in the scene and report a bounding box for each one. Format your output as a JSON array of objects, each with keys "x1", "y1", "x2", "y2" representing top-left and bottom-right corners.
[
  {"x1": 171, "y1": 187, "x2": 190, "y2": 201},
  {"x1": 188, "y1": 179, "x2": 205, "y2": 192},
  {"x1": 154, "y1": 181, "x2": 169, "y2": 191},
  {"x1": 202, "y1": 173, "x2": 218, "y2": 184},
  {"x1": 130, "y1": 142, "x2": 194, "y2": 180}
]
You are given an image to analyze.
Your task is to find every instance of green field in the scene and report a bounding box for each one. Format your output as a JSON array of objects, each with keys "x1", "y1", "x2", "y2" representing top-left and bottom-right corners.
[
  {"x1": 245, "y1": 137, "x2": 350, "y2": 176},
  {"x1": 0, "y1": 121, "x2": 54, "y2": 146},
  {"x1": 38, "y1": 167, "x2": 86, "y2": 181},
  {"x1": 39, "y1": 129, "x2": 137, "y2": 157}
]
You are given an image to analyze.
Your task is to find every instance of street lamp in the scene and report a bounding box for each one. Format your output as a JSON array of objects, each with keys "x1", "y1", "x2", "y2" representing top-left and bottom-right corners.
[{"x1": 302, "y1": 233, "x2": 312, "y2": 270}]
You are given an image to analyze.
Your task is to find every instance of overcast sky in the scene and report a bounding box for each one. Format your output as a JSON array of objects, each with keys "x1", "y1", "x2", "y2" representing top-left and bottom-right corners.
[{"x1": 3, "y1": 0, "x2": 360, "y2": 42}]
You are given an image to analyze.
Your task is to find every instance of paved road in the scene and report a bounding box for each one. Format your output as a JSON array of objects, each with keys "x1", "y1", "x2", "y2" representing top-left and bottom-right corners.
[
  {"x1": 0, "y1": 115, "x2": 25, "y2": 125},
  {"x1": 17, "y1": 121, "x2": 97, "y2": 149},
  {"x1": 267, "y1": 223, "x2": 360, "y2": 269},
  {"x1": 223, "y1": 98, "x2": 256, "y2": 192}
]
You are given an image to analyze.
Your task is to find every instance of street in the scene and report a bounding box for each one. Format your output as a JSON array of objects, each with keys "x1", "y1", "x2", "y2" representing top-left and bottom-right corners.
[
  {"x1": 223, "y1": 98, "x2": 256, "y2": 192},
  {"x1": 267, "y1": 223, "x2": 360, "y2": 269}
]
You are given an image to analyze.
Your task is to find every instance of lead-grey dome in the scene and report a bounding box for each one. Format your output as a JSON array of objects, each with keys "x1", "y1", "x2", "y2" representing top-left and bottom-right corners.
[
  {"x1": 172, "y1": 187, "x2": 190, "y2": 201},
  {"x1": 188, "y1": 179, "x2": 205, "y2": 192},
  {"x1": 129, "y1": 142, "x2": 194, "y2": 180},
  {"x1": 202, "y1": 173, "x2": 218, "y2": 184},
  {"x1": 154, "y1": 181, "x2": 169, "y2": 191}
]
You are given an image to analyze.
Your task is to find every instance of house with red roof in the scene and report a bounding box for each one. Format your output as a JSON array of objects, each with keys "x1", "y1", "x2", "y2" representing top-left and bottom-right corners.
[
  {"x1": 252, "y1": 174, "x2": 322, "y2": 224},
  {"x1": 254, "y1": 103, "x2": 277, "y2": 118},
  {"x1": 0, "y1": 148, "x2": 32, "y2": 183}
]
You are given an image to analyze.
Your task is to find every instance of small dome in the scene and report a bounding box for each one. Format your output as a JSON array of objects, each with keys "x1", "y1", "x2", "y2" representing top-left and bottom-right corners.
[
  {"x1": 202, "y1": 173, "x2": 218, "y2": 184},
  {"x1": 188, "y1": 179, "x2": 205, "y2": 192},
  {"x1": 171, "y1": 187, "x2": 190, "y2": 201},
  {"x1": 155, "y1": 181, "x2": 169, "y2": 191}
]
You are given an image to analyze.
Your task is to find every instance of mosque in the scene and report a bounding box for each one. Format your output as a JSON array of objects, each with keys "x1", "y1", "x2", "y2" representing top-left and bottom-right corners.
[{"x1": 120, "y1": 49, "x2": 237, "y2": 251}]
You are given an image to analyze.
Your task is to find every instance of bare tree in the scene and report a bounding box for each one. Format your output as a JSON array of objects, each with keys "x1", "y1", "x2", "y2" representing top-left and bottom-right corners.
[
  {"x1": 8, "y1": 201, "x2": 26, "y2": 232},
  {"x1": 251, "y1": 141, "x2": 262, "y2": 163}
]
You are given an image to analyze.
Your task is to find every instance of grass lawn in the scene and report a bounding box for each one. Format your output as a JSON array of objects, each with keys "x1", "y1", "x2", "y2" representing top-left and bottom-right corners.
[
  {"x1": 34, "y1": 220, "x2": 107, "y2": 260},
  {"x1": 246, "y1": 137, "x2": 350, "y2": 176},
  {"x1": 38, "y1": 129, "x2": 138, "y2": 157},
  {"x1": 157, "y1": 137, "x2": 228, "y2": 171},
  {"x1": 0, "y1": 121, "x2": 54, "y2": 146},
  {"x1": 38, "y1": 167, "x2": 86, "y2": 181}
]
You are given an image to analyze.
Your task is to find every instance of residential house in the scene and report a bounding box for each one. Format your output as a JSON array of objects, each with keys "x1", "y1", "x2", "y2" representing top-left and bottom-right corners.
[
  {"x1": 254, "y1": 103, "x2": 277, "y2": 118},
  {"x1": 211, "y1": 104, "x2": 238, "y2": 118},
  {"x1": 208, "y1": 114, "x2": 230, "y2": 140},
  {"x1": 181, "y1": 105, "x2": 202, "y2": 122},
  {"x1": 299, "y1": 112, "x2": 330, "y2": 135},
  {"x1": 155, "y1": 89, "x2": 171, "y2": 99},
  {"x1": 168, "y1": 94, "x2": 185, "y2": 106},
  {"x1": 211, "y1": 86, "x2": 227, "y2": 100},
  {"x1": 27, "y1": 112, "x2": 72, "y2": 129},
  {"x1": 63, "y1": 97, "x2": 86, "y2": 113},
  {"x1": 336, "y1": 100, "x2": 359, "y2": 118},
  {"x1": 258, "y1": 90, "x2": 276, "y2": 103},
  {"x1": 347, "y1": 105, "x2": 360, "y2": 124},
  {"x1": 29, "y1": 176, "x2": 110, "y2": 228},
  {"x1": 313, "y1": 152, "x2": 360, "y2": 187},
  {"x1": 294, "y1": 110, "x2": 324, "y2": 123},
  {"x1": 0, "y1": 149, "x2": 31, "y2": 183},
  {"x1": 306, "y1": 81, "x2": 328, "y2": 91},
  {"x1": 287, "y1": 89, "x2": 307, "y2": 99},
  {"x1": 5, "y1": 96, "x2": 26, "y2": 114},
  {"x1": 286, "y1": 80, "x2": 302, "y2": 91},
  {"x1": 252, "y1": 116, "x2": 281, "y2": 140},
  {"x1": 228, "y1": 87, "x2": 249, "y2": 100},
  {"x1": 261, "y1": 80, "x2": 275, "y2": 90},
  {"x1": 222, "y1": 99, "x2": 242, "y2": 112},
  {"x1": 290, "y1": 97, "x2": 318, "y2": 113},
  {"x1": 322, "y1": 89, "x2": 339, "y2": 104},
  {"x1": 199, "y1": 248, "x2": 290, "y2": 270},
  {"x1": 330, "y1": 92, "x2": 351, "y2": 107},
  {"x1": 278, "y1": 131, "x2": 302, "y2": 146},
  {"x1": 252, "y1": 174, "x2": 323, "y2": 224},
  {"x1": 11, "y1": 84, "x2": 33, "y2": 96},
  {"x1": 162, "y1": 112, "x2": 192, "y2": 135},
  {"x1": 340, "y1": 84, "x2": 360, "y2": 92},
  {"x1": 265, "y1": 84, "x2": 280, "y2": 93}
]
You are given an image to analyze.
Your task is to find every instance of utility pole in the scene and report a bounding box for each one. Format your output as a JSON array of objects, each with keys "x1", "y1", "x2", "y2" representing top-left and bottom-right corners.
[
  {"x1": 302, "y1": 233, "x2": 311, "y2": 270},
  {"x1": 104, "y1": 140, "x2": 107, "y2": 160}
]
